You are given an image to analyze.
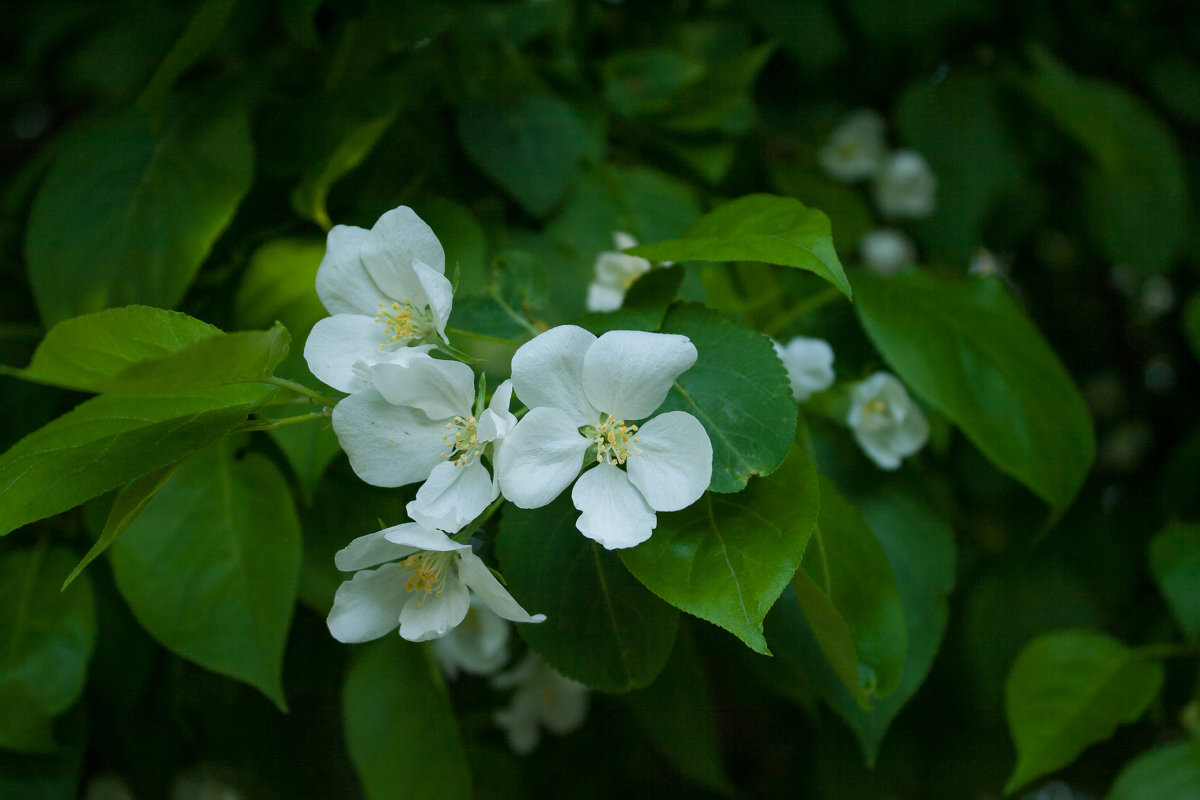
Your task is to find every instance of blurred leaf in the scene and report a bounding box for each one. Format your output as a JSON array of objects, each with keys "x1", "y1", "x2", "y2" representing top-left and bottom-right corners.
[
  {"x1": 494, "y1": 249, "x2": 549, "y2": 311},
  {"x1": 603, "y1": 50, "x2": 706, "y2": 118},
  {"x1": 801, "y1": 475, "x2": 907, "y2": 699},
  {"x1": 110, "y1": 443, "x2": 301, "y2": 710},
  {"x1": 293, "y1": 114, "x2": 396, "y2": 230},
  {"x1": 343, "y1": 639, "x2": 470, "y2": 800},
  {"x1": 657, "y1": 44, "x2": 773, "y2": 133},
  {"x1": 26, "y1": 101, "x2": 253, "y2": 325},
  {"x1": 0, "y1": 384, "x2": 274, "y2": 537},
  {"x1": 458, "y1": 94, "x2": 601, "y2": 217},
  {"x1": 1148, "y1": 54, "x2": 1200, "y2": 125},
  {"x1": 854, "y1": 272, "x2": 1094, "y2": 521},
  {"x1": 1184, "y1": 292, "x2": 1200, "y2": 362},
  {"x1": 657, "y1": 304, "x2": 797, "y2": 493},
  {"x1": 0, "y1": 745, "x2": 83, "y2": 800},
  {"x1": 497, "y1": 494, "x2": 679, "y2": 692},
  {"x1": 1148, "y1": 523, "x2": 1200, "y2": 643},
  {"x1": 136, "y1": 0, "x2": 236, "y2": 122},
  {"x1": 1003, "y1": 630, "x2": 1163, "y2": 793},
  {"x1": 621, "y1": 445, "x2": 819, "y2": 655},
  {"x1": 744, "y1": 0, "x2": 846, "y2": 71},
  {"x1": 791, "y1": 569, "x2": 864, "y2": 705},
  {"x1": 1025, "y1": 49, "x2": 1188, "y2": 276},
  {"x1": 1108, "y1": 742, "x2": 1200, "y2": 800},
  {"x1": 0, "y1": 545, "x2": 96, "y2": 753},
  {"x1": 629, "y1": 194, "x2": 851, "y2": 298},
  {"x1": 277, "y1": 0, "x2": 325, "y2": 47},
  {"x1": 845, "y1": 0, "x2": 991, "y2": 47},
  {"x1": 624, "y1": 264, "x2": 685, "y2": 312},
  {"x1": 414, "y1": 198, "x2": 488, "y2": 291}
]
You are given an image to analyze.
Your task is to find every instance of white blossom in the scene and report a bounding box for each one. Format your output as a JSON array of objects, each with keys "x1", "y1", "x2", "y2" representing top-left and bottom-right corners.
[
  {"x1": 492, "y1": 652, "x2": 588, "y2": 755},
  {"x1": 327, "y1": 524, "x2": 545, "y2": 643},
  {"x1": 818, "y1": 109, "x2": 888, "y2": 182},
  {"x1": 873, "y1": 150, "x2": 937, "y2": 219},
  {"x1": 433, "y1": 595, "x2": 512, "y2": 679},
  {"x1": 859, "y1": 228, "x2": 916, "y2": 275},
  {"x1": 847, "y1": 372, "x2": 929, "y2": 470},
  {"x1": 773, "y1": 336, "x2": 835, "y2": 401},
  {"x1": 303, "y1": 205, "x2": 454, "y2": 393},
  {"x1": 496, "y1": 326, "x2": 712, "y2": 550},
  {"x1": 586, "y1": 231, "x2": 653, "y2": 312}
]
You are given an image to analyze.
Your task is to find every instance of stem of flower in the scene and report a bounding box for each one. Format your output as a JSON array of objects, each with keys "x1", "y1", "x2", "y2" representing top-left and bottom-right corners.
[
  {"x1": 452, "y1": 495, "x2": 507, "y2": 543},
  {"x1": 235, "y1": 409, "x2": 332, "y2": 433},
  {"x1": 248, "y1": 376, "x2": 340, "y2": 409},
  {"x1": 444, "y1": 327, "x2": 526, "y2": 349},
  {"x1": 763, "y1": 285, "x2": 845, "y2": 335},
  {"x1": 488, "y1": 290, "x2": 542, "y2": 337}
]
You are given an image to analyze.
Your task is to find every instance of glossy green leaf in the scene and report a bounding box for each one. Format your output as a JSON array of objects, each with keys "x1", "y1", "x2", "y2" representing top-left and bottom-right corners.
[
  {"x1": 497, "y1": 495, "x2": 679, "y2": 691},
  {"x1": 1025, "y1": 49, "x2": 1187, "y2": 276},
  {"x1": 628, "y1": 194, "x2": 851, "y2": 298},
  {"x1": 0, "y1": 384, "x2": 274, "y2": 537},
  {"x1": 108, "y1": 326, "x2": 289, "y2": 394},
  {"x1": 657, "y1": 304, "x2": 797, "y2": 493},
  {"x1": 26, "y1": 101, "x2": 253, "y2": 325},
  {"x1": 110, "y1": 443, "x2": 301, "y2": 709},
  {"x1": 458, "y1": 94, "x2": 601, "y2": 218},
  {"x1": 790, "y1": 569, "x2": 865, "y2": 706},
  {"x1": 0, "y1": 545, "x2": 96, "y2": 753},
  {"x1": 621, "y1": 444, "x2": 819, "y2": 655},
  {"x1": 854, "y1": 271, "x2": 1094, "y2": 520},
  {"x1": 343, "y1": 638, "x2": 470, "y2": 800},
  {"x1": 1004, "y1": 630, "x2": 1163, "y2": 793},
  {"x1": 1108, "y1": 742, "x2": 1200, "y2": 800},
  {"x1": 1148, "y1": 523, "x2": 1200, "y2": 643}
]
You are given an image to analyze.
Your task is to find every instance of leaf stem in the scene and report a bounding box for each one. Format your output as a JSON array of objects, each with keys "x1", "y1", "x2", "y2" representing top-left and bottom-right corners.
[
  {"x1": 250, "y1": 376, "x2": 340, "y2": 408},
  {"x1": 452, "y1": 495, "x2": 507, "y2": 543},
  {"x1": 764, "y1": 286, "x2": 845, "y2": 335},
  {"x1": 236, "y1": 409, "x2": 332, "y2": 433},
  {"x1": 489, "y1": 290, "x2": 542, "y2": 337}
]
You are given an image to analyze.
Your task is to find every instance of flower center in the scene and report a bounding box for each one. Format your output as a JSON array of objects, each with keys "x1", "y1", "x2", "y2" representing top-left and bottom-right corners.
[
  {"x1": 585, "y1": 414, "x2": 641, "y2": 466},
  {"x1": 399, "y1": 550, "x2": 456, "y2": 605},
  {"x1": 441, "y1": 415, "x2": 484, "y2": 467},
  {"x1": 374, "y1": 300, "x2": 434, "y2": 348},
  {"x1": 861, "y1": 398, "x2": 888, "y2": 422}
]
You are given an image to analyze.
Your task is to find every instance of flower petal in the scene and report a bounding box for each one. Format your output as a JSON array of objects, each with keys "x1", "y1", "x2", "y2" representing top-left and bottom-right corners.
[
  {"x1": 594, "y1": 252, "x2": 649, "y2": 286},
  {"x1": 496, "y1": 407, "x2": 590, "y2": 509},
  {"x1": 433, "y1": 596, "x2": 512, "y2": 678},
  {"x1": 571, "y1": 461, "x2": 657, "y2": 549},
  {"x1": 510, "y1": 325, "x2": 597, "y2": 422},
  {"x1": 334, "y1": 529, "x2": 414, "y2": 572},
  {"x1": 412, "y1": 259, "x2": 454, "y2": 342},
  {"x1": 314, "y1": 225, "x2": 382, "y2": 315},
  {"x1": 585, "y1": 282, "x2": 626, "y2": 313},
  {"x1": 302, "y1": 314, "x2": 385, "y2": 393},
  {"x1": 326, "y1": 566, "x2": 407, "y2": 643},
  {"x1": 331, "y1": 388, "x2": 445, "y2": 486},
  {"x1": 457, "y1": 550, "x2": 546, "y2": 624},
  {"x1": 477, "y1": 379, "x2": 516, "y2": 442},
  {"x1": 625, "y1": 411, "x2": 712, "y2": 512},
  {"x1": 359, "y1": 205, "x2": 446, "y2": 276},
  {"x1": 397, "y1": 573, "x2": 470, "y2": 641},
  {"x1": 407, "y1": 461, "x2": 499, "y2": 533},
  {"x1": 383, "y1": 522, "x2": 465, "y2": 552},
  {"x1": 368, "y1": 354, "x2": 474, "y2": 421},
  {"x1": 582, "y1": 331, "x2": 696, "y2": 421}
]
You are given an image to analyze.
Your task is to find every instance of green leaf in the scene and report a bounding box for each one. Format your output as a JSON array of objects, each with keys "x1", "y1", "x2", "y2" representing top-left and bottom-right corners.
[
  {"x1": 1148, "y1": 523, "x2": 1200, "y2": 643},
  {"x1": 0, "y1": 544, "x2": 96, "y2": 753},
  {"x1": 1004, "y1": 630, "x2": 1164, "y2": 794},
  {"x1": 854, "y1": 271, "x2": 1095, "y2": 520},
  {"x1": 292, "y1": 113, "x2": 396, "y2": 230},
  {"x1": 621, "y1": 444, "x2": 819, "y2": 655},
  {"x1": 497, "y1": 494, "x2": 679, "y2": 691},
  {"x1": 1184, "y1": 292, "x2": 1200, "y2": 363},
  {"x1": 110, "y1": 325, "x2": 289, "y2": 394},
  {"x1": 1148, "y1": 54, "x2": 1200, "y2": 125},
  {"x1": 26, "y1": 101, "x2": 254, "y2": 326},
  {"x1": 1108, "y1": 742, "x2": 1200, "y2": 800},
  {"x1": 1025, "y1": 49, "x2": 1188, "y2": 276},
  {"x1": 627, "y1": 194, "x2": 851, "y2": 299},
  {"x1": 110, "y1": 442, "x2": 301, "y2": 709},
  {"x1": 343, "y1": 639, "x2": 470, "y2": 800},
  {"x1": 0, "y1": 383, "x2": 274, "y2": 537},
  {"x1": 768, "y1": 165, "x2": 874, "y2": 257},
  {"x1": 458, "y1": 94, "x2": 601, "y2": 218},
  {"x1": 603, "y1": 50, "x2": 707, "y2": 118},
  {"x1": 657, "y1": 304, "x2": 797, "y2": 493},
  {"x1": 789, "y1": 569, "x2": 866, "y2": 706},
  {"x1": 800, "y1": 475, "x2": 907, "y2": 699},
  {"x1": 136, "y1": 0, "x2": 236, "y2": 121},
  {"x1": 655, "y1": 43, "x2": 774, "y2": 133}
]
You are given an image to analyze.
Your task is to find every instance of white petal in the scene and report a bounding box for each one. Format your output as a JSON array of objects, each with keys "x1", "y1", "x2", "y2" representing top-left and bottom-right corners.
[
  {"x1": 383, "y1": 522, "x2": 465, "y2": 552},
  {"x1": 571, "y1": 462, "x2": 657, "y2": 549},
  {"x1": 477, "y1": 379, "x2": 516, "y2": 442},
  {"x1": 433, "y1": 597, "x2": 512, "y2": 678},
  {"x1": 412, "y1": 259, "x2": 454, "y2": 342},
  {"x1": 537, "y1": 673, "x2": 589, "y2": 734},
  {"x1": 613, "y1": 231, "x2": 638, "y2": 250},
  {"x1": 494, "y1": 695, "x2": 541, "y2": 755},
  {"x1": 359, "y1": 205, "x2": 446, "y2": 276},
  {"x1": 302, "y1": 314, "x2": 385, "y2": 393},
  {"x1": 510, "y1": 325, "x2": 597, "y2": 422},
  {"x1": 407, "y1": 461, "x2": 499, "y2": 533},
  {"x1": 625, "y1": 411, "x2": 712, "y2": 511},
  {"x1": 585, "y1": 282, "x2": 626, "y2": 312},
  {"x1": 368, "y1": 355, "x2": 474, "y2": 420},
  {"x1": 331, "y1": 388, "x2": 445, "y2": 486},
  {"x1": 776, "y1": 336, "x2": 836, "y2": 402},
  {"x1": 334, "y1": 529, "x2": 414, "y2": 572},
  {"x1": 326, "y1": 566, "x2": 407, "y2": 643},
  {"x1": 314, "y1": 225, "x2": 382, "y2": 315},
  {"x1": 593, "y1": 252, "x2": 649, "y2": 286},
  {"x1": 496, "y1": 407, "x2": 590, "y2": 509},
  {"x1": 397, "y1": 574, "x2": 470, "y2": 641},
  {"x1": 457, "y1": 550, "x2": 546, "y2": 624},
  {"x1": 582, "y1": 331, "x2": 696, "y2": 421}
]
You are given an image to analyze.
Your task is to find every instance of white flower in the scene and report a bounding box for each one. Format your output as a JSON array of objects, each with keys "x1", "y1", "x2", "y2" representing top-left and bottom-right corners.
[
  {"x1": 873, "y1": 150, "x2": 937, "y2": 219},
  {"x1": 773, "y1": 336, "x2": 835, "y2": 401},
  {"x1": 303, "y1": 205, "x2": 454, "y2": 393},
  {"x1": 433, "y1": 595, "x2": 512, "y2": 679},
  {"x1": 326, "y1": 523, "x2": 545, "y2": 643},
  {"x1": 586, "y1": 232, "x2": 653, "y2": 312},
  {"x1": 492, "y1": 652, "x2": 588, "y2": 755},
  {"x1": 332, "y1": 356, "x2": 515, "y2": 530},
  {"x1": 496, "y1": 326, "x2": 712, "y2": 550},
  {"x1": 847, "y1": 372, "x2": 929, "y2": 470},
  {"x1": 818, "y1": 109, "x2": 887, "y2": 182},
  {"x1": 860, "y1": 228, "x2": 916, "y2": 276}
]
